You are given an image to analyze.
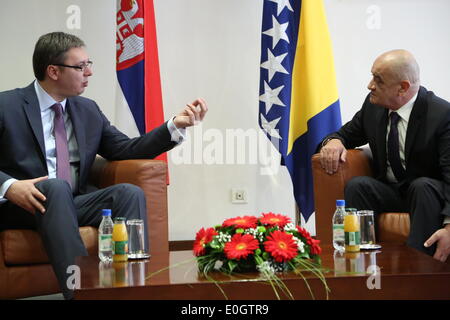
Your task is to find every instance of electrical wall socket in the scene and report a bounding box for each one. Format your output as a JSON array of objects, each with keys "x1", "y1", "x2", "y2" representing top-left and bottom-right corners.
[{"x1": 231, "y1": 188, "x2": 248, "y2": 204}]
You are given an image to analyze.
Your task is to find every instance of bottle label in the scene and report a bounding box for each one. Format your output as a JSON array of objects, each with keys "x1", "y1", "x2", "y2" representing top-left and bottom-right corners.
[
  {"x1": 345, "y1": 231, "x2": 361, "y2": 246},
  {"x1": 99, "y1": 234, "x2": 112, "y2": 251},
  {"x1": 333, "y1": 224, "x2": 345, "y2": 241},
  {"x1": 114, "y1": 240, "x2": 128, "y2": 255}
]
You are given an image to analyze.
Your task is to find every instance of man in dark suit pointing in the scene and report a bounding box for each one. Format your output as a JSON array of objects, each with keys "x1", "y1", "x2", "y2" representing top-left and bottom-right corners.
[
  {"x1": 0, "y1": 32, "x2": 208, "y2": 299},
  {"x1": 318, "y1": 49, "x2": 450, "y2": 263}
]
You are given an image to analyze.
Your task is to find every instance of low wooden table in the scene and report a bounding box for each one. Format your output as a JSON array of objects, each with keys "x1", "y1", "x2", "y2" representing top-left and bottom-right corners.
[{"x1": 74, "y1": 243, "x2": 450, "y2": 300}]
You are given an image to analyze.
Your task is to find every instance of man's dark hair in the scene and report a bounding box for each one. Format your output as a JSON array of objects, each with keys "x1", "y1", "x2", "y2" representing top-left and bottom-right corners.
[{"x1": 32, "y1": 32, "x2": 85, "y2": 81}]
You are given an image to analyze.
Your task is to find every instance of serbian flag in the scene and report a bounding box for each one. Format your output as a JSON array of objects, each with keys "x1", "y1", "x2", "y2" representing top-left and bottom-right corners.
[
  {"x1": 259, "y1": 0, "x2": 342, "y2": 222},
  {"x1": 115, "y1": 0, "x2": 167, "y2": 163}
]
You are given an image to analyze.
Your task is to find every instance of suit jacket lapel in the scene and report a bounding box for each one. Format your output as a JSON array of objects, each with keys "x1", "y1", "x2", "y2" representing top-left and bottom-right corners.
[
  {"x1": 66, "y1": 98, "x2": 86, "y2": 182},
  {"x1": 405, "y1": 87, "x2": 427, "y2": 164},
  {"x1": 21, "y1": 83, "x2": 46, "y2": 160},
  {"x1": 375, "y1": 107, "x2": 389, "y2": 177}
]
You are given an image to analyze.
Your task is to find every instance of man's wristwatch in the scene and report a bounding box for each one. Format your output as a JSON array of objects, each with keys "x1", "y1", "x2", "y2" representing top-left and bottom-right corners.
[
  {"x1": 321, "y1": 137, "x2": 345, "y2": 151},
  {"x1": 321, "y1": 137, "x2": 337, "y2": 148}
]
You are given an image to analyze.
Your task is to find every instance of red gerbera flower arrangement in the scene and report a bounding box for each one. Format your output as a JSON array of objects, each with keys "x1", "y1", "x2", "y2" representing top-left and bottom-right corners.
[
  {"x1": 224, "y1": 233, "x2": 259, "y2": 260},
  {"x1": 194, "y1": 213, "x2": 322, "y2": 275},
  {"x1": 193, "y1": 213, "x2": 327, "y2": 299}
]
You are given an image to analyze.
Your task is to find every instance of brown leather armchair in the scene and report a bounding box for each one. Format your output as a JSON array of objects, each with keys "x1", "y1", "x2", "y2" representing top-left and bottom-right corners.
[
  {"x1": 0, "y1": 158, "x2": 169, "y2": 299},
  {"x1": 312, "y1": 149, "x2": 410, "y2": 245}
]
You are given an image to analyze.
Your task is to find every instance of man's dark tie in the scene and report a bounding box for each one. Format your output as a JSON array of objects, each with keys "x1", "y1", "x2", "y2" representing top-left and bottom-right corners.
[
  {"x1": 52, "y1": 103, "x2": 72, "y2": 186},
  {"x1": 387, "y1": 112, "x2": 406, "y2": 181}
]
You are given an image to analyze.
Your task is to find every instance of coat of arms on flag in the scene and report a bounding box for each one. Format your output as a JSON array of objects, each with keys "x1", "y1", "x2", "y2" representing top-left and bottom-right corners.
[{"x1": 117, "y1": 0, "x2": 144, "y2": 71}]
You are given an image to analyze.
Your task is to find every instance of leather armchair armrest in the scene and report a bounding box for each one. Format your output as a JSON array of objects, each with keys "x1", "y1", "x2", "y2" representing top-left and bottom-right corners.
[
  {"x1": 90, "y1": 157, "x2": 169, "y2": 254},
  {"x1": 311, "y1": 149, "x2": 373, "y2": 244}
]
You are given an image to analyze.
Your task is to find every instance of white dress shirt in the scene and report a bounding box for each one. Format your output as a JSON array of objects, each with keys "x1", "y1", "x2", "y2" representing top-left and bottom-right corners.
[
  {"x1": 0, "y1": 80, "x2": 185, "y2": 203},
  {"x1": 385, "y1": 93, "x2": 417, "y2": 183}
]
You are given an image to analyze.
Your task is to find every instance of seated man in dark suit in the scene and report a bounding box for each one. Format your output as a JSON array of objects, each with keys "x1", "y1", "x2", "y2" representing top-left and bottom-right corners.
[
  {"x1": 0, "y1": 32, "x2": 208, "y2": 299},
  {"x1": 318, "y1": 49, "x2": 450, "y2": 262}
]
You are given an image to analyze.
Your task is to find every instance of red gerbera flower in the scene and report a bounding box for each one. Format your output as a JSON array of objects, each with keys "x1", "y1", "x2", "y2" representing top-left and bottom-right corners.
[
  {"x1": 193, "y1": 227, "x2": 218, "y2": 256},
  {"x1": 264, "y1": 230, "x2": 298, "y2": 262},
  {"x1": 297, "y1": 226, "x2": 312, "y2": 240},
  {"x1": 222, "y1": 215, "x2": 258, "y2": 229},
  {"x1": 309, "y1": 238, "x2": 322, "y2": 255},
  {"x1": 259, "y1": 212, "x2": 291, "y2": 228},
  {"x1": 224, "y1": 233, "x2": 259, "y2": 260},
  {"x1": 296, "y1": 226, "x2": 321, "y2": 255}
]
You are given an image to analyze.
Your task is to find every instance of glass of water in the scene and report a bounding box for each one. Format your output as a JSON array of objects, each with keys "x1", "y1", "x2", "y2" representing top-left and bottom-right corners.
[
  {"x1": 126, "y1": 219, "x2": 150, "y2": 259},
  {"x1": 357, "y1": 210, "x2": 381, "y2": 250}
]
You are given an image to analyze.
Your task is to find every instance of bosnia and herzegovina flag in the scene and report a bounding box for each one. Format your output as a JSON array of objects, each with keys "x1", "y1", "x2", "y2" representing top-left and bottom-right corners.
[
  {"x1": 259, "y1": 0, "x2": 342, "y2": 222},
  {"x1": 115, "y1": 0, "x2": 167, "y2": 163}
]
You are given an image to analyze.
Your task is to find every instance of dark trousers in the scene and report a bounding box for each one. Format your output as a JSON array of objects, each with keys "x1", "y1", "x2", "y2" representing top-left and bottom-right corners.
[
  {"x1": 0, "y1": 179, "x2": 147, "y2": 299},
  {"x1": 344, "y1": 176, "x2": 445, "y2": 256}
]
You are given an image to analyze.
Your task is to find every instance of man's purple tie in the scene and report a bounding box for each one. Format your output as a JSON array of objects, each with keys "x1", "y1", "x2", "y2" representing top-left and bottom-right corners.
[
  {"x1": 387, "y1": 112, "x2": 406, "y2": 181},
  {"x1": 52, "y1": 103, "x2": 72, "y2": 187}
]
